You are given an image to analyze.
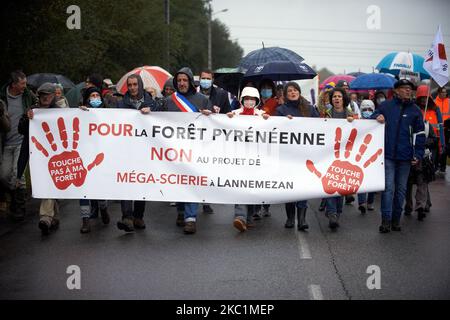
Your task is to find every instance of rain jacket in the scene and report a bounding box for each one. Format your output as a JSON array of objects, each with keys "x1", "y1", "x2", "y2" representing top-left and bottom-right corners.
[
  {"x1": 371, "y1": 97, "x2": 425, "y2": 161},
  {"x1": 275, "y1": 96, "x2": 319, "y2": 118},
  {"x1": 165, "y1": 67, "x2": 211, "y2": 112},
  {"x1": 434, "y1": 96, "x2": 449, "y2": 121},
  {"x1": 117, "y1": 74, "x2": 156, "y2": 110}
]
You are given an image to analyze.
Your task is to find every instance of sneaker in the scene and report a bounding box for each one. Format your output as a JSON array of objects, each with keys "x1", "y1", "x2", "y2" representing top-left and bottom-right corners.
[
  {"x1": 252, "y1": 210, "x2": 262, "y2": 220},
  {"x1": 263, "y1": 207, "x2": 271, "y2": 217},
  {"x1": 183, "y1": 221, "x2": 196, "y2": 234},
  {"x1": 233, "y1": 218, "x2": 247, "y2": 232},
  {"x1": 203, "y1": 205, "x2": 214, "y2": 214},
  {"x1": 367, "y1": 203, "x2": 375, "y2": 211},
  {"x1": 133, "y1": 218, "x2": 146, "y2": 229},
  {"x1": 39, "y1": 220, "x2": 50, "y2": 236},
  {"x1": 117, "y1": 217, "x2": 135, "y2": 232},
  {"x1": 176, "y1": 213, "x2": 185, "y2": 227},
  {"x1": 358, "y1": 205, "x2": 366, "y2": 214},
  {"x1": 100, "y1": 208, "x2": 110, "y2": 225}
]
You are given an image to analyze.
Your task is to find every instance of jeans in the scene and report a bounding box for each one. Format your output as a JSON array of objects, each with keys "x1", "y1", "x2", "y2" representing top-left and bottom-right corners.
[
  {"x1": 381, "y1": 159, "x2": 411, "y2": 222},
  {"x1": 120, "y1": 200, "x2": 146, "y2": 219},
  {"x1": 79, "y1": 199, "x2": 107, "y2": 219},
  {"x1": 326, "y1": 196, "x2": 343, "y2": 216},
  {"x1": 357, "y1": 193, "x2": 375, "y2": 205},
  {"x1": 296, "y1": 200, "x2": 308, "y2": 209},
  {"x1": 234, "y1": 204, "x2": 253, "y2": 224},
  {"x1": 184, "y1": 203, "x2": 199, "y2": 222},
  {"x1": 0, "y1": 145, "x2": 26, "y2": 190}
]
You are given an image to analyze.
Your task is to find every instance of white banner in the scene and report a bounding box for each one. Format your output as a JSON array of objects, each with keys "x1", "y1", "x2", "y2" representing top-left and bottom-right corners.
[{"x1": 29, "y1": 109, "x2": 385, "y2": 204}]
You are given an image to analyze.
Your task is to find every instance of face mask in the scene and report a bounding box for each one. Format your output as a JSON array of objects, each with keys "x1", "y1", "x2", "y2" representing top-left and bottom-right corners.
[
  {"x1": 376, "y1": 97, "x2": 385, "y2": 104},
  {"x1": 200, "y1": 79, "x2": 212, "y2": 90},
  {"x1": 89, "y1": 98, "x2": 102, "y2": 108},
  {"x1": 243, "y1": 99, "x2": 256, "y2": 108},
  {"x1": 362, "y1": 111, "x2": 373, "y2": 119},
  {"x1": 261, "y1": 89, "x2": 272, "y2": 99}
]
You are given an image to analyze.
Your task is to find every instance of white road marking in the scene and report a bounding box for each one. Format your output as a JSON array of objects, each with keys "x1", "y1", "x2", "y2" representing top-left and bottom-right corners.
[
  {"x1": 308, "y1": 284, "x2": 324, "y2": 300},
  {"x1": 297, "y1": 231, "x2": 312, "y2": 259}
]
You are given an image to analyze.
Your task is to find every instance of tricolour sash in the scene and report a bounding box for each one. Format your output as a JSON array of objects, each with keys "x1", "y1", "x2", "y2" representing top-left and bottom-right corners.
[{"x1": 171, "y1": 92, "x2": 198, "y2": 112}]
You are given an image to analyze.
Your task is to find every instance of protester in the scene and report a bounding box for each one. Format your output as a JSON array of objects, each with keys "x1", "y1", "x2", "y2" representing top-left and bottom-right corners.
[
  {"x1": 116, "y1": 74, "x2": 156, "y2": 233},
  {"x1": 78, "y1": 87, "x2": 110, "y2": 233},
  {"x1": 18, "y1": 83, "x2": 61, "y2": 235},
  {"x1": 276, "y1": 82, "x2": 319, "y2": 230},
  {"x1": 434, "y1": 86, "x2": 449, "y2": 174},
  {"x1": 336, "y1": 80, "x2": 361, "y2": 118},
  {"x1": 165, "y1": 67, "x2": 211, "y2": 234},
  {"x1": 54, "y1": 83, "x2": 70, "y2": 108},
  {"x1": 199, "y1": 69, "x2": 231, "y2": 114},
  {"x1": 357, "y1": 100, "x2": 377, "y2": 213},
  {"x1": 374, "y1": 90, "x2": 387, "y2": 109},
  {"x1": 0, "y1": 99, "x2": 11, "y2": 214},
  {"x1": 258, "y1": 79, "x2": 279, "y2": 116},
  {"x1": 323, "y1": 87, "x2": 355, "y2": 229},
  {"x1": 227, "y1": 86, "x2": 269, "y2": 232},
  {"x1": 416, "y1": 85, "x2": 445, "y2": 177},
  {"x1": 372, "y1": 79, "x2": 425, "y2": 233},
  {"x1": 0, "y1": 70, "x2": 37, "y2": 221}
]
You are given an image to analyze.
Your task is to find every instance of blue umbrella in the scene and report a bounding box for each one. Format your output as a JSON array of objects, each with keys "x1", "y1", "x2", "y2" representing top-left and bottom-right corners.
[
  {"x1": 239, "y1": 47, "x2": 304, "y2": 71},
  {"x1": 376, "y1": 51, "x2": 430, "y2": 79},
  {"x1": 347, "y1": 72, "x2": 366, "y2": 77},
  {"x1": 243, "y1": 61, "x2": 317, "y2": 82},
  {"x1": 350, "y1": 73, "x2": 396, "y2": 90}
]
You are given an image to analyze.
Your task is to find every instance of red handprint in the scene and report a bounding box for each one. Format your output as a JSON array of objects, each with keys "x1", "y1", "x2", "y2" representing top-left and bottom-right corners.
[
  {"x1": 31, "y1": 117, "x2": 104, "y2": 190},
  {"x1": 306, "y1": 127, "x2": 382, "y2": 196}
]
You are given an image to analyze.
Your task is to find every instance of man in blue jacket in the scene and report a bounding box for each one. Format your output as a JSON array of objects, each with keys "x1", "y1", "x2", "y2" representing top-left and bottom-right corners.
[{"x1": 372, "y1": 79, "x2": 425, "y2": 233}]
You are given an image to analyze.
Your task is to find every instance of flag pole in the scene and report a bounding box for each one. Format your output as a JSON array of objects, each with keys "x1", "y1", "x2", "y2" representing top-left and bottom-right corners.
[{"x1": 423, "y1": 79, "x2": 432, "y2": 119}]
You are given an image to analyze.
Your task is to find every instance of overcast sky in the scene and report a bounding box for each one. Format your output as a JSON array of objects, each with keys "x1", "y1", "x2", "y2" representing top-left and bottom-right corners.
[{"x1": 212, "y1": 0, "x2": 450, "y2": 74}]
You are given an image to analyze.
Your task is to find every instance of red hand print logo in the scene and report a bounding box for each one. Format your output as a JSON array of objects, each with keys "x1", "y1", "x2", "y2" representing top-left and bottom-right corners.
[
  {"x1": 31, "y1": 117, "x2": 104, "y2": 190},
  {"x1": 306, "y1": 127, "x2": 382, "y2": 196}
]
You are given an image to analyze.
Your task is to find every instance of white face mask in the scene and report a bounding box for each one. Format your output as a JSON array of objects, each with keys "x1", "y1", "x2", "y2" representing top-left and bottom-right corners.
[
  {"x1": 243, "y1": 99, "x2": 256, "y2": 108},
  {"x1": 377, "y1": 97, "x2": 386, "y2": 104}
]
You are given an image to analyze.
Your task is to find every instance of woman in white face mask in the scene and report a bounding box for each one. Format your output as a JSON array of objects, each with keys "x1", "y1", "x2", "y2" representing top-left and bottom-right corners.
[{"x1": 374, "y1": 91, "x2": 387, "y2": 109}]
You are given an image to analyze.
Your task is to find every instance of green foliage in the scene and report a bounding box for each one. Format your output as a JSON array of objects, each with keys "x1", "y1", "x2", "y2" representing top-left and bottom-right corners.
[{"x1": 0, "y1": 0, "x2": 243, "y2": 84}]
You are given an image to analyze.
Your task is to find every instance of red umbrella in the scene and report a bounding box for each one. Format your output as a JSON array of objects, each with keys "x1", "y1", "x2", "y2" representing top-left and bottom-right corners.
[
  {"x1": 319, "y1": 75, "x2": 356, "y2": 90},
  {"x1": 116, "y1": 66, "x2": 172, "y2": 95}
]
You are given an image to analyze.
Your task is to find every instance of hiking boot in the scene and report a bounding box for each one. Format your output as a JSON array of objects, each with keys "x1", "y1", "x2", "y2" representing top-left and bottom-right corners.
[
  {"x1": 297, "y1": 208, "x2": 309, "y2": 231},
  {"x1": 284, "y1": 210, "x2": 295, "y2": 228},
  {"x1": 203, "y1": 205, "x2": 214, "y2": 214},
  {"x1": 391, "y1": 220, "x2": 401, "y2": 231},
  {"x1": 80, "y1": 217, "x2": 90, "y2": 234},
  {"x1": 328, "y1": 213, "x2": 339, "y2": 229},
  {"x1": 233, "y1": 218, "x2": 247, "y2": 232},
  {"x1": 367, "y1": 203, "x2": 375, "y2": 211},
  {"x1": 183, "y1": 221, "x2": 196, "y2": 234},
  {"x1": 117, "y1": 217, "x2": 135, "y2": 232},
  {"x1": 176, "y1": 213, "x2": 185, "y2": 227},
  {"x1": 263, "y1": 207, "x2": 271, "y2": 217},
  {"x1": 39, "y1": 220, "x2": 50, "y2": 236},
  {"x1": 100, "y1": 208, "x2": 110, "y2": 225},
  {"x1": 133, "y1": 218, "x2": 146, "y2": 229},
  {"x1": 358, "y1": 205, "x2": 366, "y2": 215},
  {"x1": 379, "y1": 219, "x2": 391, "y2": 233},
  {"x1": 417, "y1": 208, "x2": 426, "y2": 221}
]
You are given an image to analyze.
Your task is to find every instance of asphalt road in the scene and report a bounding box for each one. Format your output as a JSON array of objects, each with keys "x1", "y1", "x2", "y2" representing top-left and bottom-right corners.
[{"x1": 1, "y1": 173, "x2": 449, "y2": 300}]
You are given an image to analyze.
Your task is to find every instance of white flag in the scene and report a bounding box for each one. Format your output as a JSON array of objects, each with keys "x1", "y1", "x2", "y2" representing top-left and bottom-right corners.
[{"x1": 423, "y1": 25, "x2": 449, "y2": 87}]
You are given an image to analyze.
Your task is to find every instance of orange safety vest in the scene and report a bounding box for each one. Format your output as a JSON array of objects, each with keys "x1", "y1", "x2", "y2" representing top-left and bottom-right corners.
[{"x1": 434, "y1": 97, "x2": 450, "y2": 121}]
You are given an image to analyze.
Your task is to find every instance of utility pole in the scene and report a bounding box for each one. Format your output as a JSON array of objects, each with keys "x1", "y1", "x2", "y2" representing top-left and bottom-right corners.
[
  {"x1": 165, "y1": 0, "x2": 170, "y2": 71},
  {"x1": 207, "y1": 1, "x2": 212, "y2": 70}
]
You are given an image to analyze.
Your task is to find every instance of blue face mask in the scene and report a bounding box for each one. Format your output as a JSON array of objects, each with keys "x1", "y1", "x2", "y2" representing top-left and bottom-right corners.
[
  {"x1": 261, "y1": 89, "x2": 272, "y2": 99},
  {"x1": 362, "y1": 111, "x2": 373, "y2": 119},
  {"x1": 89, "y1": 98, "x2": 102, "y2": 108},
  {"x1": 200, "y1": 79, "x2": 212, "y2": 90}
]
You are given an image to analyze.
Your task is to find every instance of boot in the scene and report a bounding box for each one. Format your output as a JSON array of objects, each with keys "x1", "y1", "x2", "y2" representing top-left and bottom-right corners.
[
  {"x1": 12, "y1": 189, "x2": 27, "y2": 221},
  {"x1": 297, "y1": 208, "x2": 309, "y2": 231},
  {"x1": 100, "y1": 208, "x2": 110, "y2": 224},
  {"x1": 80, "y1": 217, "x2": 90, "y2": 233},
  {"x1": 38, "y1": 220, "x2": 50, "y2": 236},
  {"x1": 183, "y1": 221, "x2": 196, "y2": 234},
  {"x1": 284, "y1": 207, "x2": 295, "y2": 228},
  {"x1": 379, "y1": 218, "x2": 391, "y2": 233},
  {"x1": 391, "y1": 219, "x2": 401, "y2": 231},
  {"x1": 417, "y1": 208, "x2": 426, "y2": 221},
  {"x1": 328, "y1": 213, "x2": 339, "y2": 229},
  {"x1": 133, "y1": 217, "x2": 146, "y2": 229},
  {"x1": 176, "y1": 212, "x2": 185, "y2": 227},
  {"x1": 117, "y1": 217, "x2": 135, "y2": 232}
]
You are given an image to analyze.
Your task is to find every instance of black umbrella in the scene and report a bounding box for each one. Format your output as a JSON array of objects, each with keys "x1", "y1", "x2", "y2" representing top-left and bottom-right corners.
[
  {"x1": 239, "y1": 47, "x2": 304, "y2": 71},
  {"x1": 27, "y1": 73, "x2": 76, "y2": 90},
  {"x1": 243, "y1": 61, "x2": 317, "y2": 82},
  {"x1": 213, "y1": 68, "x2": 245, "y2": 96}
]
